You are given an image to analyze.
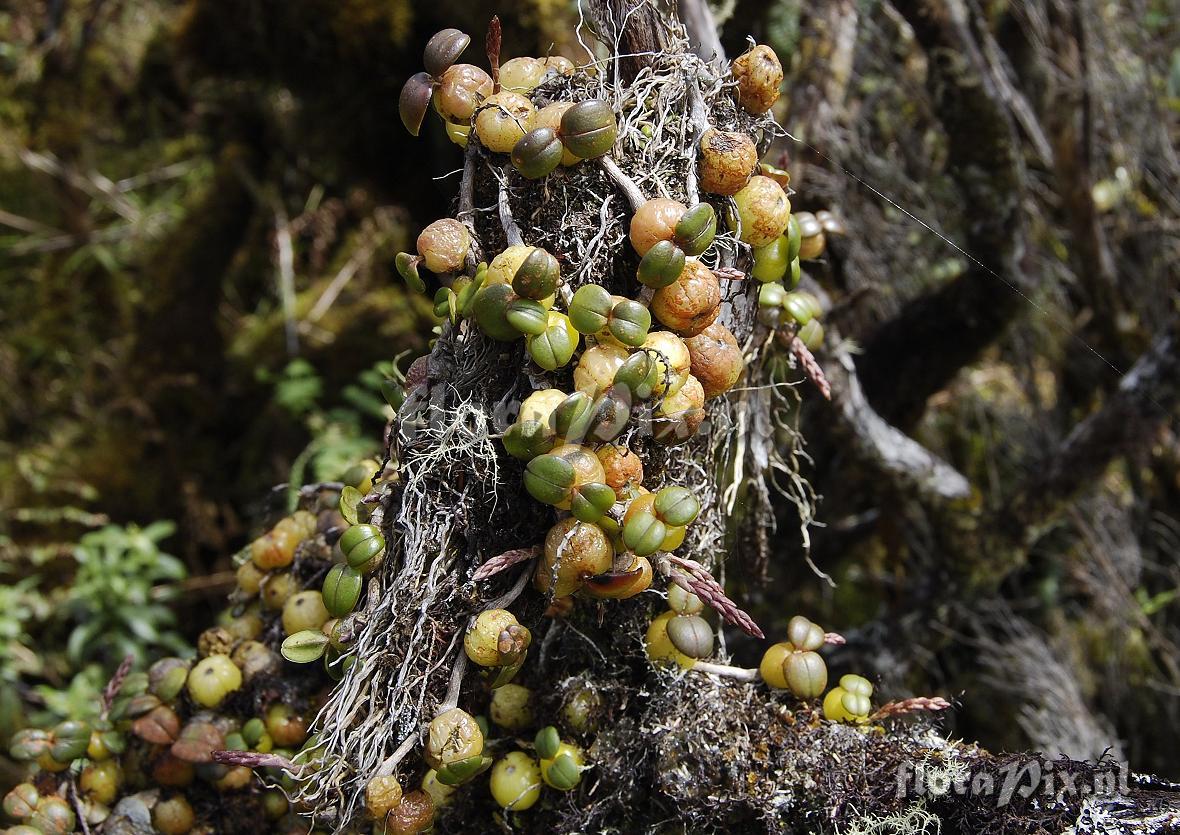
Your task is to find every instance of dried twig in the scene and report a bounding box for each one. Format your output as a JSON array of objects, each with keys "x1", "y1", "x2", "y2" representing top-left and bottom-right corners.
[
  {"x1": 163, "y1": 570, "x2": 236, "y2": 598},
  {"x1": 67, "y1": 780, "x2": 92, "y2": 835},
  {"x1": 0, "y1": 207, "x2": 62, "y2": 236},
  {"x1": 820, "y1": 326, "x2": 973, "y2": 505},
  {"x1": 684, "y1": 80, "x2": 709, "y2": 200},
  {"x1": 456, "y1": 104, "x2": 483, "y2": 273},
  {"x1": 6, "y1": 217, "x2": 162, "y2": 256},
  {"x1": 114, "y1": 159, "x2": 201, "y2": 192},
  {"x1": 297, "y1": 480, "x2": 346, "y2": 497},
  {"x1": 438, "y1": 652, "x2": 468, "y2": 713},
  {"x1": 273, "y1": 204, "x2": 299, "y2": 356},
  {"x1": 18, "y1": 147, "x2": 139, "y2": 221},
  {"x1": 678, "y1": 0, "x2": 725, "y2": 62},
  {"x1": 305, "y1": 234, "x2": 388, "y2": 324}
]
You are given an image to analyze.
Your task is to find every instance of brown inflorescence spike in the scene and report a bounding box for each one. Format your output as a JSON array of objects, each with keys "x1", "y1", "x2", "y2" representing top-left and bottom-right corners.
[
  {"x1": 102, "y1": 654, "x2": 135, "y2": 714},
  {"x1": 472, "y1": 546, "x2": 540, "y2": 582},
  {"x1": 486, "y1": 16, "x2": 502, "y2": 93},
  {"x1": 870, "y1": 696, "x2": 953, "y2": 721},
  {"x1": 667, "y1": 555, "x2": 764, "y2": 639},
  {"x1": 212, "y1": 749, "x2": 298, "y2": 771},
  {"x1": 790, "y1": 335, "x2": 831, "y2": 400}
]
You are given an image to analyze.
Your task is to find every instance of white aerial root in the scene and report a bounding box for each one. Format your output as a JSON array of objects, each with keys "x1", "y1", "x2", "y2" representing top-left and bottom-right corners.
[
  {"x1": 691, "y1": 660, "x2": 760, "y2": 682},
  {"x1": 295, "y1": 386, "x2": 503, "y2": 824}
]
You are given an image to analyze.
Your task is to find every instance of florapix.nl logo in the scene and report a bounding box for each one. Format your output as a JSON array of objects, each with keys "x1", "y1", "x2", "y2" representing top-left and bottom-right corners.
[{"x1": 896, "y1": 756, "x2": 1130, "y2": 807}]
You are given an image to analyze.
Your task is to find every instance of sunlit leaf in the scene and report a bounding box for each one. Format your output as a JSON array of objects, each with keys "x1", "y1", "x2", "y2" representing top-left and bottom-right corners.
[
  {"x1": 340, "y1": 486, "x2": 363, "y2": 525},
  {"x1": 282, "y1": 630, "x2": 330, "y2": 664}
]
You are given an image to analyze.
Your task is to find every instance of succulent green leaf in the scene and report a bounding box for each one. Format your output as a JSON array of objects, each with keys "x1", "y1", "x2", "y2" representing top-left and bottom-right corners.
[
  {"x1": 758, "y1": 282, "x2": 786, "y2": 310},
  {"x1": 785, "y1": 214, "x2": 802, "y2": 263},
  {"x1": 781, "y1": 292, "x2": 816, "y2": 326},
  {"x1": 607, "y1": 299, "x2": 651, "y2": 347},
  {"x1": 433, "y1": 287, "x2": 457, "y2": 321},
  {"x1": 506, "y1": 298, "x2": 550, "y2": 335},
  {"x1": 502, "y1": 420, "x2": 557, "y2": 461},
  {"x1": 673, "y1": 202, "x2": 717, "y2": 256},
  {"x1": 242, "y1": 718, "x2": 266, "y2": 747},
  {"x1": 512, "y1": 247, "x2": 561, "y2": 299},
  {"x1": 455, "y1": 268, "x2": 486, "y2": 316},
  {"x1": 568, "y1": 284, "x2": 613, "y2": 334},
  {"x1": 527, "y1": 315, "x2": 577, "y2": 370},
  {"x1": 545, "y1": 752, "x2": 582, "y2": 791},
  {"x1": 842, "y1": 691, "x2": 872, "y2": 718},
  {"x1": 399, "y1": 72, "x2": 434, "y2": 137},
  {"x1": 622, "y1": 511, "x2": 667, "y2": 557},
  {"x1": 570, "y1": 482, "x2": 617, "y2": 523},
  {"x1": 380, "y1": 378, "x2": 406, "y2": 411},
  {"x1": 666, "y1": 614, "x2": 714, "y2": 659},
  {"x1": 511, "y1": 128, "x2": 564, "y2": 180},
  {"x1": 9, "y1": 730, "x2": 49, "y2": 762},
  {"x1": 341, "y1": 524, "x2": 385, "y2": 569},
  {"x1": 534, "y1": 726, "x2": 561, "y2": 760},
  {"x1": 654, "y1": 486, "x2": 700, "y2": 527},
  {"x1": 586, "y1": 388, "x2": 631, "y2": 443},
  {"x1": 523, "y1": 454, "x2": 575, "y2": 506},
  {"x1": 423, "y1": 28, "x2": 470, "y2": 77},
  {"x1": 436, "y1": 754, "x2": 493, "y2": 786},
  {"x1": 472, "y1": 283, "x2": 522, "y2": 342},
  {"x1": 50, "y1": 721, "x2": 90, "y2": 763},
  {"x1": 637, "y1": 240, "x2": 685, "y2": 288},
  {"x1": 489, "y1": 659, "x2": 523, "y2": 689},
  {"x1": 797, "y1": 318, "x2": 824, "y2": 350},
  {"x1": 751, "y1": 235, "x2": 789, "y2": 283},
  {"x1": 559, "y1": 99, "x2": 618, "y2": 159},
  {"x1": 282, "y1": 630, "x2": 330, "y2": 664},
  {"x1": 322, "y1": 564, "x2": 364, "y2": 617},
  {"x1": 551, "y1": 392, "x2": 594, "y2": 442},
  {"x1": 395, "y1": 252, "x2": 426, "y2": 294},
  {"x1": 613, "y1": 351, "x2": 659, "y2": 400},
  {"x1": 339, "y1": 486, "x2": 363, "y2": 525}
]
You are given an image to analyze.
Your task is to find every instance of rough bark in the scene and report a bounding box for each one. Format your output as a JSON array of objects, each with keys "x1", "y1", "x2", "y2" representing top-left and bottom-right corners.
[
  {"x1": 586, "y1": 0, "x2": 676, "y2": 82},
  {"x1": 677, "y1": 0, "x2": 723, "y2": 60}
]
